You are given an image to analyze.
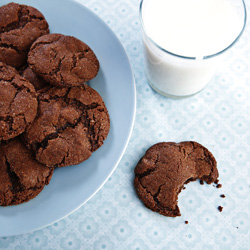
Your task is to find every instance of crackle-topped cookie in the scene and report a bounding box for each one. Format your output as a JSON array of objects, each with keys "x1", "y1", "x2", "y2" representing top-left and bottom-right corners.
[
  {"x1": 0, "y1": 2, "x2": 49, "y2": 68},
  {"x1": 22, "y1": 85, "x2": 110, "y2": 167},
  {"x1": 0, "y1": 137, "x2": 54, "y2": 206},
  {"x1": 0, "y1": 62, "x2": 38, "y2": 142},
  {"x1": 28, "y1": 33, "x2": 99, "y2": 87},
  {"x1": 134, "y1": 141, "x2": 219, "y2": 217}
]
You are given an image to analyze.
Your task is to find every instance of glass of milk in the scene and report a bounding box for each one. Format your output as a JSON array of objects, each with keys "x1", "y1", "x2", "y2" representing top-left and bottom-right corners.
[{"x1": 140, "y1": 0, "x2": 247, "y2": 98}]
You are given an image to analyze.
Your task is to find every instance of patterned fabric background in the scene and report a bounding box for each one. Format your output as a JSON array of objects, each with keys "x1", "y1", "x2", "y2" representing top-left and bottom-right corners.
[{"x1": 1, "y1": 0, "x2": 250, "y2": 249}]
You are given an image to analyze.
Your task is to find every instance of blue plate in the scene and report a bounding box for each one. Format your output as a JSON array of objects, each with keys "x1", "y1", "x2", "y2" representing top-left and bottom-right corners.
[{"x1": 0, "y1": 0, "x2": 136, "y2": 236}]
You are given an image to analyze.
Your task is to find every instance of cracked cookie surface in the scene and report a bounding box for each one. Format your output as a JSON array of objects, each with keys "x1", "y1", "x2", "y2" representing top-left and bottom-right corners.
[
  {"x1": 134, "y1": 141, "x2": 219, "y2": 217},
  {"x1": 19, "y1": 65, "x2": 48, "y2": 91},
  {"x1": 0, "y1": 62, "x2": 38, "y2": 142},
  {"x1": 0, "y1": 2, "x2": 49, "y2": 68},
  {"x1": 22, "y1": 85, "x2": 110, "y2": 167},
  {"x1": 0, "y1": 137, "x2": 54, "y2": 206},
  {"x1": 28, "y1": 33, "x2": 99, "y2": 87}
]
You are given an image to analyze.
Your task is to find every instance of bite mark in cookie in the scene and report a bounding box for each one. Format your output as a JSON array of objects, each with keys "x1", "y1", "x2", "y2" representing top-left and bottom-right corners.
[{"x1": 134, "y1": 141, "x2": 219, "y2": 217}]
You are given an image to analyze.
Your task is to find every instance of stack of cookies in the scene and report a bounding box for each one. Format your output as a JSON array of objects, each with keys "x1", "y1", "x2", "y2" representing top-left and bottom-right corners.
[{"x1": 0, "y1": 3, "x2": 110, "y2": 206}]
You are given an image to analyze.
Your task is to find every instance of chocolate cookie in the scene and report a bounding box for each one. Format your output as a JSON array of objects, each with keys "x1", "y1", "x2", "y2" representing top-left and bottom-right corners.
[
  {"x1": 19, "y1": 65, "x2": 48, "y2": 91},
  {"x1": 28, "y1": 33, "x2": 99, "y2": 87},
  {"x1": 0, "y1": 62, "x2": 38, "y2": 142},
  {"x1": 0, "y1": 137, "x2": 54, "y2": 206},
  {"x1": 0, "y1": 2, "x2": 49, "y2": 68},
  {"x1": 134, "y1": 141, "x2": 219, "y2": 217},
  {"x1": 23, "y1": 85, "x2": 110, "y2": 167}
]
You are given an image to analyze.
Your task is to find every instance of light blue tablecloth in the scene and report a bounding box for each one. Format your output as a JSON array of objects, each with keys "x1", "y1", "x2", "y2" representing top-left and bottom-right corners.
[{"x1": 1, "y1": 0, "x2": 250, "y2": 249}]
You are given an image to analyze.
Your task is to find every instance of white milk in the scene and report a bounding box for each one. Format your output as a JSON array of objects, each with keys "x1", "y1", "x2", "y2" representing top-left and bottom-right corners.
[{"x1": 140, "y1": 0, "x2": 245, "y2": 97}]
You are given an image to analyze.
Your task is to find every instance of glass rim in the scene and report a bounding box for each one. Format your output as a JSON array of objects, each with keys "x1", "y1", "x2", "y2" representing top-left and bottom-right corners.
[{"x1": 139, "y1": 0, "x2": 247, "y2": 60}]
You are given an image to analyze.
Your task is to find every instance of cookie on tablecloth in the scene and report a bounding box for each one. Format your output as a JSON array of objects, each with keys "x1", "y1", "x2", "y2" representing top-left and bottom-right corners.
[{"x1": 134, "y1": 141, "x2": 219, "y2": 217}]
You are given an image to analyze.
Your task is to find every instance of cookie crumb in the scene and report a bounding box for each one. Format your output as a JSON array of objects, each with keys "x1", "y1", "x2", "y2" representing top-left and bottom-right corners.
[
  {"x1": 200, "y1": 180, "x2": 204, "y2": 185},
  {"x1": 218, "y1": 206, "x2": 223, "y2": 212},
  {"x1": 185, "y1": 221, "x2": 189, "y2": 224},
  {"x1": 220, "y1": 194, "x2": 226, "y2": 198},
  {"x1": 216, "y1": 184, "x2": 222, "y2": 189}
]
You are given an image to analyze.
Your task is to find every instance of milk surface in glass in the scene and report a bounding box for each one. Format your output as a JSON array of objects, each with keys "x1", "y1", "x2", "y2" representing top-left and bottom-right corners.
[{"x1": 141, "y1": 0, "x2": 245, "y2": 97}]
